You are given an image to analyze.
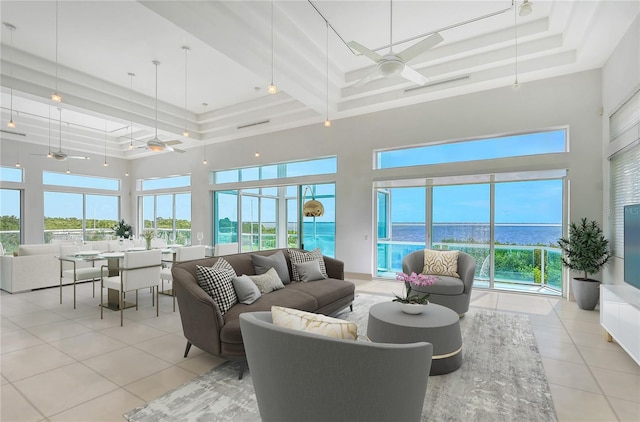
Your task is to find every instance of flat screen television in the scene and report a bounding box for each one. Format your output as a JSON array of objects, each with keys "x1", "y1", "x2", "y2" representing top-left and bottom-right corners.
[{"x1": 624, "y1": 204, "x2": 640, "y2": 290}]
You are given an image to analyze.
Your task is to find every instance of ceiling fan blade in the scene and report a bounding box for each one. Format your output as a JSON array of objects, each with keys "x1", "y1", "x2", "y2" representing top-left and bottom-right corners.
[
  {"x1": 347, "y1": 41, "x2": 382, "y2": 63},
  {"x1": 172, "y1": 148, "x2": 186, "y2": 153},
  {"x1": 400, "y1": 65, "x2": 428, "y2": 85},
  {"x1": 163, "y1": 140, "x2": 182, "y2": 146},
  {"x1": 353, "y1": 68, "x2": 380, "y2": 88},
  {"x1": 67, "y1": 155, "x2": 90, "y2": 160},
  {"x1": 397, "y1": 32, "x2": 444, "y2": 62}
]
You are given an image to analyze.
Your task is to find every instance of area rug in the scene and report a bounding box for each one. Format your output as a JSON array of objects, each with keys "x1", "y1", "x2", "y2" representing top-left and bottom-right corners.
[{"x1": 125, "y1": 293, "x2": 556, "y2": 422}]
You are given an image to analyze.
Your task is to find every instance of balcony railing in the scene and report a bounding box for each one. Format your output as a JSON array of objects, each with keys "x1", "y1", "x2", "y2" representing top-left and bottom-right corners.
[{"x1": 377, "y1": 240, "x2": 562, "y2": 295}]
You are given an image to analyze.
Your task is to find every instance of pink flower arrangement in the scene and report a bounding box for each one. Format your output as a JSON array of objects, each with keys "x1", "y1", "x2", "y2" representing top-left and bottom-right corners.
[{"x1": 393, "y1": 272, "x2": 437, "y2": 304}]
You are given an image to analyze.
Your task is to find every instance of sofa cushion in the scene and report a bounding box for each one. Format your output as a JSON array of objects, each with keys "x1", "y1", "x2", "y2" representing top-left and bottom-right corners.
[
  {"x1": 196, "y1": 259, "x2": 238, "y2": 315},
  {"x1": 251, "y1": 251, "x2": 291, "y2": 284},
  {"x1": 271, "y1": 306, "x2": 357, "y2": 340},
  {"x1": 423, "y1": 249, "x2": 460, "y2": 277},
  {"x1": 286, "y1": 278, "x2": 355, "y2": 309},
  {"x1": 249, "y1": 267, "x2": 285, "y2": 294},
  {"x1": 288, "y1": 248, "x2": 327, "y2": 282},
  {"x1": 232, "y1": 275, "x2": 261, "y2": 305},
  {"x1": 293, "y1": 260, "x2": 326, "y2": 282}
]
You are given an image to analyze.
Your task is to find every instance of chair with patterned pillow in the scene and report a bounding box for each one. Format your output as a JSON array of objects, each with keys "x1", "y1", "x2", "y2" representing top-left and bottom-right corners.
[{"x1": 402, "y1": 249, "x2": 476, "y2": 316}]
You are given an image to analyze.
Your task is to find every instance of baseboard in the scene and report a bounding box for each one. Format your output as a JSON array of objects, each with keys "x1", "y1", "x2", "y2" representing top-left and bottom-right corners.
[{"x1": 344, "y1": 272, "x2": 372, "y2": 280}]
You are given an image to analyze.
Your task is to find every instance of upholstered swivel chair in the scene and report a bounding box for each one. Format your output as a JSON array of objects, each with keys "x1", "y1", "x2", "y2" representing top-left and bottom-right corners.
[
  {"x1": 240, "y1": 311, "x2": 433, "y2": 422},
  {"x1": 100, "y1": 249, "x2": 162, "y2": 326},
  {"x1": 160, "y1": 245, "x2": 206, "y2": 311},
  {"x1": 402, "y1": 250, "x2": 476, "y2": 316}
]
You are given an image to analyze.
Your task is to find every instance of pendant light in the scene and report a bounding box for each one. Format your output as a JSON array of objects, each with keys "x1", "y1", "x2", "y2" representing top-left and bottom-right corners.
[
  {"x1": 267, "y1": 0, "x2": 277, "y2": 94},
  {"x1": 519, "y1": 0, "x2": 533, "y2": 17},
  {"x1": 103, "y1": 121, "x2": 108, "y2": 167},
  {"x1": 51, "y1": 0, "x2": 62, "y2": 103},
  {"x1": 182, "y1": 46, "x2": 190, "y2": 137},
  {"x1": 128, "y1": 72, "x2": 135, "y2": 149},
  {"x1": 5, "y1": 23, "x2": 17, "y2": 128},
  {"x1": 202, "y1": 102, "x2": 208, "y2": 165},
  {"x1": 323, "y1": 21, "x2": 331, "y2": 128},
  {"x1": 512, "y1": 2, "x2": 520, "y2": 89}
]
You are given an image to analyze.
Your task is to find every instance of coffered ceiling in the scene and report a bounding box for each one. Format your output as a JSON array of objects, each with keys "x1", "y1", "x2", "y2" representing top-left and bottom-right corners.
[{"x1": 0, "y1": 1, "x2": 637, "y2": 160}]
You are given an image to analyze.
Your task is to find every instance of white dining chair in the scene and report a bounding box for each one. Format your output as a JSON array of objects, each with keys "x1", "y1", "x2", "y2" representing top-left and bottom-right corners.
[
  {"x1": 59, "y1": 244, "x2": 108, "y2": 309},
  {"x1": 213, "y1": 242, "x2": 238, "y2": 256},
  {"x1": 100, "y1": 249, "x2": 162, "y2": 326},
  {"x1": 160, "y1": 245, "x2": 206, "y2": 311}
]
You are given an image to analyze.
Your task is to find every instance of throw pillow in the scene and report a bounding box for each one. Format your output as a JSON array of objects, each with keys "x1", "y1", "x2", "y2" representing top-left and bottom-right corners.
[
  {"x1": 232, "y1": 275, "x2": 261, "y2": 305},
  {"x1": 196, "y1": 258, "x2": 238, "y2": 314},
  {"x1": 271, "y1": 306, "x2": 357, "y2": 340},
  {"x1": 423, "y1": 249, "x2": 460, "y2": 277},
  {"x1": 251, "y1": 251, "x2": 291, "y2": 284},
  {"x1": 288, "y1": 248, "x2": 327, "y2": 282},
  {"x1": 249, "y1": 267, "x2": 285, "y2": 294},
  {"x1": 293, "y1": 260, "x2": 326, "y2": 282}
]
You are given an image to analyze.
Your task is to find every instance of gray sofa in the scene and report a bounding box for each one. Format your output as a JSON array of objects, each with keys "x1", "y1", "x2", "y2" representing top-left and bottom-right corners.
[
  {"x1": 240, "y1": 311, "x2": 432, "y2": 422},
  {"x1": 402, "y1": 250, "x2": 476, "y2": 316},
  {"x1": 171, "y1": 248, "x2": 355, "y2": 368}
]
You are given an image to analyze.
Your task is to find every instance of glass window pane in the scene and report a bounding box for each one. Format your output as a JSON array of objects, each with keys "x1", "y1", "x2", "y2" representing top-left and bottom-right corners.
[
  {"x1": 156, "y1": 194, "x2": 174, "y2": 242},
  {"x1": 142, "y1": 175, "x2": 190, "y2": 190},
  {"x1": 377, "y1": 130, "x2": 566, "y2": 169},
  {"x1": 141, "y1": 196, "x2": 155, "y2": 230},
  {"x1": 85, "y1": 195, "x2": 118, "y2": 241},
  {"x1": 287, "y1": 198, "x2": 298, "y2": 248},
  {"x1": 302, "y1": 184, "x2": 335, "y2": 257},
  {"x1": 241, "y1": 167, "x2": 259, "y2": 182},
  {"x1": 286, "y1": 157, "x2": 336, "y2": 177},
  {"x1": 215, "y1": 191, "x2": 238, "y2": 244},
  {"x1": 44, "y1": 192, "x2": 83, "y2": 243},
  {"x1": 0, "y1": 189, "x2": 21, "y2": 254},
  {"x1": 0, "y1": 167, "x2": 23, "y2": 183},
  {"x1": 260, "y1": 197, "x2": 277, "y2": 250},
  {"x1": 175, "y1": 193, "x2": 192, "y2": 245},
  {"x1": 43, "y1": 171, "x2": 119, "y2": 191},
  {"x1": 261, "y1": 187, "x2": 278, "y2": 196},
  {"x1": 260, "y1": 165, "x2": 278, "y2": 180},
  {"x1": 215, "y1": 170, "x2": 239, "y2": 184},
  {"x1": 241, "y1": 196, "x2": 259, "y2": 252}
]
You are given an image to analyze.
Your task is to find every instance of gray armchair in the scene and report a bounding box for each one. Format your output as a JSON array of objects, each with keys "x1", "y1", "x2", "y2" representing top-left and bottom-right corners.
[
  {"x1": 402, "y1": 250, "x2": 476, "y2": 316},
  {"x1": 239, "y1": 311, "x2": 433, "y2": 422}
]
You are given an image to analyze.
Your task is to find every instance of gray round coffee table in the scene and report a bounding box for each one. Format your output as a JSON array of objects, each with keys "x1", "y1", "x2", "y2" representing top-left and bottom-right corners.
[{"x1": 367, "y1": 301, "x2": 462, "y2": 375}]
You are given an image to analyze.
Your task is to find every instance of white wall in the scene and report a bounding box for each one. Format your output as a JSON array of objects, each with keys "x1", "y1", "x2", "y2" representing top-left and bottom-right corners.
[
  {"x1": 602, "y1": 15, "x2": 640, "y2": 285},
  {"x1": 132, "y1": 69, "x2": 604, "y2": 277}
]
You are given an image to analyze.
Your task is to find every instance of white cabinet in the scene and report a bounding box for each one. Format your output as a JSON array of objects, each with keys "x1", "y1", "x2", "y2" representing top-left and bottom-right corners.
[{"x1": 600, "y1": 284, "x2": 640, "y2": 365}]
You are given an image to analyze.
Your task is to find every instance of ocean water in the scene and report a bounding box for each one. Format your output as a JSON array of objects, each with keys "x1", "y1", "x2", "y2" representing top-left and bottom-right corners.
[{"x1": 301, "y1": 222, "x2": 562, "y2": 247}]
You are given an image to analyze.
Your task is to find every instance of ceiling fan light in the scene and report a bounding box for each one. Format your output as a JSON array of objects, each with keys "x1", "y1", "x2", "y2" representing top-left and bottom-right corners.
[
  {"x1": 148, "y1": 144, "x2": 165, "y2": 152},
  {"x1": 378, "y1": 58, "x2": 404, "y2": 77},
  {"x1": 519, "y1": 0, "x2": 533, "y2": 16},
  {"x1": 267, "y1": 84, "x2": 278, "y2": 95},
  {"x1": 51, "y1": 92, "x2": 62, "y2": 103},
  {"x1": 7, "y1": 119, "x2": 16, "y2": 128}
]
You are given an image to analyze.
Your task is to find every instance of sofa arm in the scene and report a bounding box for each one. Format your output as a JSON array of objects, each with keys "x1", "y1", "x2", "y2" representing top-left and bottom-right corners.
[
  {"x1": 323, "y1": 256, "x2": 344, "y2": 280},
  {"x1": 172, "y1": 266, "x2": 225, "y2": 356}
]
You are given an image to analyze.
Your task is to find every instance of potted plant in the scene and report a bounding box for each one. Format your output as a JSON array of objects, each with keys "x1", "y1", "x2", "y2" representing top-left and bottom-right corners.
[
  {"x1": 113, "y1": 219, "x2": 132, "y2": 239},
  {"x1": 557, "y1": 218, "x2": 611, "y2": 310},
  {"x1": 393, "y1": 272, "x2": 437, "y2": 314}
]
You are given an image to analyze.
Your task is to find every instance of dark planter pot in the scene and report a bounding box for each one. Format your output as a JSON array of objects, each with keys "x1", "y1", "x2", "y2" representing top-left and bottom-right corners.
[{"x1": 572, "y1": 278, "x2": 600, "y2": 310}]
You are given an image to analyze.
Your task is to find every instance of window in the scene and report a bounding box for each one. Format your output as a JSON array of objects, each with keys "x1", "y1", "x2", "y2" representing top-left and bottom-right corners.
[
  {"x1": 214, "y1": 157, "x2": 337, "y2": 184},
  {"x1": 376, "y1": 129, "x2": 567, "y2": 169},
  {"x1": 43, "y1": 171, "x2": 119, "y2": 191},
  {"x1": 0, "y1": 166, "x2": 23, "y2": 183},
  {"x1": 610, "y1": 143, "x2": 640, "y2": 257},
  {"x1": 0, "y1": 189, "x2": 21, "y2": 254},
  {"x1": 139, "y1": 193, "x2": 192, "y2": 244},
  {"x1": 43, "y1": 192, "x2": 119, "y2": 242},
  {"x1": 141, "y1": 175, "x2": 191, "y2": 191}
]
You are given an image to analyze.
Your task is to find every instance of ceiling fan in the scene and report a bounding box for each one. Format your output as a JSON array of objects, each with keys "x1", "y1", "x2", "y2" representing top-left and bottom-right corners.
[
  {"x1": 137, "y1": 60, "x2": 185, "y2": 153},
  {"x1": 347, "y1": 0, "x2": 444, "y2": 87},
  {"x1": 31, "y1": 109, "x2": 90, "y2": 161}
]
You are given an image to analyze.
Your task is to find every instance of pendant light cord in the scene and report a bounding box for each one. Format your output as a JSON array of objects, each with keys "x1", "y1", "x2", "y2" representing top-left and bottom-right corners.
[
  {"x1": 55, "y1": 0, "x2": 59, "y2": 92},
  {"x1": 128, "y1": 72, "x2": 135, "y2": 148},
  {"x1": 514, "y1": 1, "x2": 519, "y2": 85},
  {"x1": 154, "y1": 61, "x2": 159, "y2": 139},
  {"x1": 9, "y1": 25, "x2": 14, "y2": 117},
  {"x1": 389, "y1": 0, "x2": 393, "y2": 52},
  {"x1": 58, "y1": 108, "x2": 62, "y2": 150},
  {"x1": 183, "y1": 47, "x2": 189, "y2": 134},
  {"x1": 325, "y1": 21, "x2": 329, "y2": 122},
  {"x1": 270, "y1": 0, "x2": 274, "y2": 85}
]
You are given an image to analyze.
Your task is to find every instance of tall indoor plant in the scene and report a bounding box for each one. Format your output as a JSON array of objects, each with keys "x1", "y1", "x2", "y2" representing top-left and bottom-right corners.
[{"x1": 557, "y1": 218, "x2": 611, "y2": 310}]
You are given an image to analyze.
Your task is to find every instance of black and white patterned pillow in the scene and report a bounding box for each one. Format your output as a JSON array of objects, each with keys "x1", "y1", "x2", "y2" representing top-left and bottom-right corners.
[
  {"x1": 196, "y1": 258, "x2": 238, "y2": 314},
  {"x1": 288, "y1": 248, "x2": 327, "y2": 282}
]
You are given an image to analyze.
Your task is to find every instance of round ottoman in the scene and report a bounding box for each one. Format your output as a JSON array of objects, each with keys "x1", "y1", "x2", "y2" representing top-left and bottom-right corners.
[{"x1": 367, "y1": 301, "x2": 462, "y2": 375}]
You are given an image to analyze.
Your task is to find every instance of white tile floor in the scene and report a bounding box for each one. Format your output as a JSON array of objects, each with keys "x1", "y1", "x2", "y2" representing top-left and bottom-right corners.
[{"x1": 1, "y1": 279, "x2": 638, "y2": 421}]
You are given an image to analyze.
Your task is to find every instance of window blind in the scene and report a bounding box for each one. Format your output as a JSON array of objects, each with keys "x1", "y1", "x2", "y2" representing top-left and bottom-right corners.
[
  {"x1": 610, "y1": 89, "x2": 640, "y2": 142},
  {"x1": 609, "y1": 142, "x2": 640, "y2": 258}
]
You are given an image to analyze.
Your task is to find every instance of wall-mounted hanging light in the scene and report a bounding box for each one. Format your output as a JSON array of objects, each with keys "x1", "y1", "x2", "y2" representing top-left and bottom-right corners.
[
  {"x1": 5, "y1": 23, "x2": 17, "y2": 128},
  {"x1": 103, "y1": 121, "x2": 108, "y2": 167},
  {"x1": 182, "y1": 46, "x2": 190, "y2": 137},
  {"x1": 302, "y1": 186, "x2": 324, "y2": 217},
  {"x1": 519, "y1": 0, "x2": 533, "y2": 17},
  {"x1": 128, "y1": 72, "x2": 135, "y2": 149},
  {"x1": 324, "y1": 20, "x2": 331, "y2": 128},
  {"x1": 51, "y1": 0, "x2": 62, "y2": 103},
  {"x1": 267, "y1": 0, "x2": 277, "y2": 94},
  {"x1": 202, "y1": 102, "x2": 208, "y2": 165}
]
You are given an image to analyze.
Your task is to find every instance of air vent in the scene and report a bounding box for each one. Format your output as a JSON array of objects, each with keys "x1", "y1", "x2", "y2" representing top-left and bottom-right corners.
[
  {"x1": 0, "y1": 129, "x2": 27, "y2": 136},
  {"x1": 237, "y1": 120, "x2": 270, "y2": 130},
  {"x1": 404, "y1": 75, "x2": 470, "y2": 93}
]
